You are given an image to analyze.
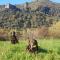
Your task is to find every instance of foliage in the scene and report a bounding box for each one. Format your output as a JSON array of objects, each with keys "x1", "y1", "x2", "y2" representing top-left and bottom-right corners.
[
  {"x1": 0, "y1": 8, "x2": 50, "y2": 28},
  {"x1": 48, "y1": 21, "x2": 60, "y2": 38},
  {"x1": 0, "y1": 39, "x2": 60, "y2": 60}
]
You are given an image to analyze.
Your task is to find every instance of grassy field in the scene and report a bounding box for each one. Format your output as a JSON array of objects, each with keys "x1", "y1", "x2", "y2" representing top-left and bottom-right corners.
[{"x1": 0, "y1": 39, "x2": 60, "y2": 60}]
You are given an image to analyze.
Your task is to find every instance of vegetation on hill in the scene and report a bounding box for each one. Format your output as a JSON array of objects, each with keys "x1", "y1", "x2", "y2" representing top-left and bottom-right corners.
[
  {"x1": 0, "y1": 8, "x2": 59, "y2": 29},
  {"x1": 0, "y1": 2, "x2": 60, "y2": 29},
  {"x1": 0, "y1": 1, "x2": 60, "y2": 38}
]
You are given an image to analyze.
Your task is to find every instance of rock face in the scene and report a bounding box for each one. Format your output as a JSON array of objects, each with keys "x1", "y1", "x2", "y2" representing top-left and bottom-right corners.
[
  {"x1": 0, "y1": 4, "x2": 20, "y2": 12},
  {"x1": 32, "y1": 0, "x2": 50, "y2": 2}
]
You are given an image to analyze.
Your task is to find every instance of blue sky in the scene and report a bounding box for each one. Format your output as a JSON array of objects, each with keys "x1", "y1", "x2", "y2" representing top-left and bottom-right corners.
[
  {"x1": 0, "y1": 0, "x2": 32, "y2": 5},
  {"x1": 0, "y1": 0, "x2": 60, "y2": 5}
]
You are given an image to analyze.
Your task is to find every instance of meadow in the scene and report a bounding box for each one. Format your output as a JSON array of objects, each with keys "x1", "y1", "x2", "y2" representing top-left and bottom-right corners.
[{"x1": 0, "y1": 38, "x2": 60, "y2": 60}]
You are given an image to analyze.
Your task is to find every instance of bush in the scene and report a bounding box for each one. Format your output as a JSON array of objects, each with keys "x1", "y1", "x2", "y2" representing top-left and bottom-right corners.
[{"x1": 48, "y1": 21, "x2": 60, "y2": 38}]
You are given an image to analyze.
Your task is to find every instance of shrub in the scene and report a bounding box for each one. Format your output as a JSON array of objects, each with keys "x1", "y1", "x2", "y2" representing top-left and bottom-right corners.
[{"x1": 48, "y1": 21, "x2": 60, "y2": 38}]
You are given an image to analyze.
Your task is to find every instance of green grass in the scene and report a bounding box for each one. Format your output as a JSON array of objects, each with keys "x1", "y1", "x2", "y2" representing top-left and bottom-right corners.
[{"x1": 0, "y1": 39, "x2": 60, "y2": 60}]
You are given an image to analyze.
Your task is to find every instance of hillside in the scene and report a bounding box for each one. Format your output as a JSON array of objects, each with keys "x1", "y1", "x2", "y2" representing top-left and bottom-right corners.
[{"x1": 0, "y1": 0, "x2": 60, "y2": 28}]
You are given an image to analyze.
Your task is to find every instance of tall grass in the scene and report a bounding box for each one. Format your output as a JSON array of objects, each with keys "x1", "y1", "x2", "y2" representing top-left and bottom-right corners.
[{"x1": 0, "y1": 39, "x2": 60, "y2": 60}]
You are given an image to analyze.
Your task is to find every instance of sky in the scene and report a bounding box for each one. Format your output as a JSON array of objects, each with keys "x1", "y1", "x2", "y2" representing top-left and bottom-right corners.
[{"x1": 0, "y1": 0, "x2": 60, "y2": 5}]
